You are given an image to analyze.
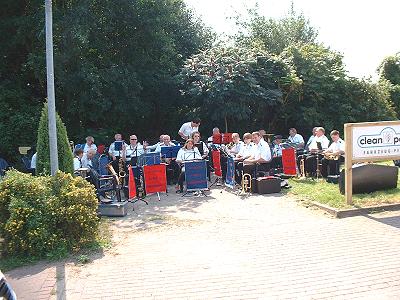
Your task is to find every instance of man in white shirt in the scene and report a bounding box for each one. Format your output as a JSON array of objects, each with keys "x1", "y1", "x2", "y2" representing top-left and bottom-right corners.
[
  {"x1": 305, "y1": 127, "x2": 330, "y2": 176},
  {"x1": 122, "y1": 135, "x2": 145, "y2": 166},
  {"x1": 178, "y1": 118, "x2": 201, "y2": 141},
  {"x1": 271, "y1": 135, "x2": 283, "y2": 170},
  {"x1": 31, "y1": 152, "x2": 37, "y2": 173},
  {"x1": 109, "y1": 133, "x2": 128, "y2": 171},
  {"x1": 83, "y1": 136, "x2": 97, "y2": 153},
  {"x1": 321, "y1": 130, "x2": 345, "y2": 177},
  {"x1": 155, "y1": 135, "x2": 175, "y2": 153},
  {"x1": 148, "y1": 135, "x2": 165, "y2": 152},
  {"x1": 81, "y1": 149, "x2": 97, "y2": 168},
  {"x1": 207, "y1": 127, "x2": 221, "y2": 145},
  {"x1": 288, "y1": 128, "x2": 305, "y2": 149},
  {"x1": 305, "y1": 127, "x2": 318, "y2": 151},
  {"x1": 228, "y1": 133, "x2": 244, "y2": 156},
  {"x1": 243, "y1": 131, "x2": 272, "y2": 176}
]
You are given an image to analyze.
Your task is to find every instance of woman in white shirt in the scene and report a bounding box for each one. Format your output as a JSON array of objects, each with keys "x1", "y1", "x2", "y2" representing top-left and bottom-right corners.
[
  {"x1": 175, "y1": 139, "x2": 202, "y2": 193},
  {"x1": 83, "y1": 136, "x2": 97, "y2": 153}
]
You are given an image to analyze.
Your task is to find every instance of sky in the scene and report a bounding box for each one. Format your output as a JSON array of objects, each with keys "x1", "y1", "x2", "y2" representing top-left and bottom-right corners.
[{"x1": 184, "y1": 0, "x2": 400, "y2": 79}]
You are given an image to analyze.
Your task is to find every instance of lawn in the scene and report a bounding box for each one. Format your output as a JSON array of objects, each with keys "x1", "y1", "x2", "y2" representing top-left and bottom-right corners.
[{"x1": 286, "y1": 166, "x2": 400, "y2": 209}]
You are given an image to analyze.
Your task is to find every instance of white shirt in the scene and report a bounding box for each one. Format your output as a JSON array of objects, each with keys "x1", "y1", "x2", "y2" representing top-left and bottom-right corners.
[
  {"x1": 148, "y1": 142, "x2": 163, "y2": 152},
  {"x1": 178, "y1": 122, "x2": 198, "y2": 139},
  {"x1": 238, "y1": 143, "x2": 254, "y2": 159},
  {"x1": 31, "y1": 153, "x2": 37, "y2": 169},
  {"x1": 229, "y1": 141, "x2": 244, "y2": 156},
  {"x1": 309, "y1": 135, "x2": 330, "y2": 150},
  {"x1": 176, "y1": 148, "x2": 202, "y2": 171},
  {"x1": 155, "y1": 142, "x2": 176, "y2": 153},
  {"x1": 125, "y1": 143, "x2": 145, "y2": 161},
  {"x1": 327, "y1": 138, "x2": 345, "y2": 153},
  {"x1": 73, "y1": 157, "x2": 82, "y2": 171},
  {"x1": 305, "y1": 135, "x2": 315, "y2": 150},
  {"x1": 253, "y1": 140, "x2": 272, "y2": 162},
  {"x1": 109, "y1": 141, "x2": 128, "y2": 157},
  {"x1": 194, "y1": 141, "x2": 209, "y2": 157},
  {"x1": 288, "y1": 134, "x2": 304, "y2": 146},
  {"x1": 83, "y1": 143, "x2": 97, "y2": 154},
  {"x1": 81, "y1": 153, "x2": 92, "y2": 168}
]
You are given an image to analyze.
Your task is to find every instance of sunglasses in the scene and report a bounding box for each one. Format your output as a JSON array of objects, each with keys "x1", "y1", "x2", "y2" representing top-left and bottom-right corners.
[{"x1": 130, "y1": 138, "x2": 137, "y2": 140}]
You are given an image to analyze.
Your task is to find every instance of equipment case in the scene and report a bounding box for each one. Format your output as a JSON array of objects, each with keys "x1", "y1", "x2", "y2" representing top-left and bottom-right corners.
[{"x1": 256, "y1": 176, "x2": 281, "y2": 194}]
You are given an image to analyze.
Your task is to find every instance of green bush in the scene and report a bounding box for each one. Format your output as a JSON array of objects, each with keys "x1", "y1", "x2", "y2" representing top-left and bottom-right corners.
[
  {"x1": 0, "y1": 170, "x2": 99, "y2": 257},
  {"x1": 36, "y1": 103, "x2": 74, "y2": 175}
]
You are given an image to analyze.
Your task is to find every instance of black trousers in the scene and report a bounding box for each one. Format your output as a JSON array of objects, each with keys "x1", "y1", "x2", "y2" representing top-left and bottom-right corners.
[
  {"x1": 305, "y1": 154, "x2": 323, "y2": 176},
  {"x1": 166, "y1": 160, "x2": 180, "y2": 184},
  {"x1": 321, "y1": 156, "x2": 344, "y2": 177},
  {"x1": 271, "y1": 156, "x2": 283, "y2": 170},
  {"x1": 243, "y1": 162, "x2": 271, "y2": 178}
]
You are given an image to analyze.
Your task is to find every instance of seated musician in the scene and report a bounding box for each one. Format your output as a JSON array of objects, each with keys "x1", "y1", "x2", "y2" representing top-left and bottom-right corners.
[
  {"x1": 321, "y1": 130, "x2": 345, "y2": 177},
  {"x1": 207, "y1": 127, "x2": 221, "y2": 145},
  {"x1": 148, "y1": 135, "x2": 165, "y2": 152},
  {"x1": 271, "y1": 135, "x2": 283, "y2": 170},
  {"x1": 175, "y1": 139, "x2": 202, "y2": 193},
  {"x1": 155, "y1": 135, "x2": 179, "y2": 185},
  {"x1": 288, "y1": 128, "x2": 305, "y2": 149},
  {"x1": 109, "y1": 133, "x2": 128, "y2": 171},
  {"x1": 234, "y1": 132, "x2": 254, "y2": 183},
  {"x1": 228, "y1": 133, "x2": 244, "y2": 156},
  {"x1": 73, "y1": 148, "x2": 84, "y2": 171},
  {"x1": 192, "y1": 131, "x2": 211, "y2": 180},
  {"x1": 304, "y1": 127, "x2": 330, "y2": 176},
  {"x1": 304, "y1": 127, "x2": 318, "y2": 151},
  {"x1": 81, "y1": 149, "x2": 97, "y2": 168},
  {"x1": 122, "y1": 135, "x2": 145, "y2": 166},
  {"x1": 242, "y1": 131, "x2": 272, "y2": 177},
  {"x1": 178, "y1": 118, "x2": 201, "y2": 141},
  {"x1": 83, "y1": 136, "x2": 97, "y2": 154}
]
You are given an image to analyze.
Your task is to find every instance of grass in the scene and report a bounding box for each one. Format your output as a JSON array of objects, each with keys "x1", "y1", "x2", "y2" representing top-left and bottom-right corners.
[
  {"x1": 0, "y1": 218, "x2": 112, "y2": 272},
  {"x1": 285, "y1": 167, "x2": 400, "y2": 209}
]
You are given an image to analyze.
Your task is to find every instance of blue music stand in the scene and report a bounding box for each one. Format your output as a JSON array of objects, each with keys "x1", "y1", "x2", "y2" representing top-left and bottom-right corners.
[
  {"x1": 138, "y1": 153, "x2": 161, "y2": 167},
  {"x1": 184, "y1": 160, "x2": 208, "y2": 196},
  {"x1": 161, "y1": 145, "x2": 181, "y2": 159}
]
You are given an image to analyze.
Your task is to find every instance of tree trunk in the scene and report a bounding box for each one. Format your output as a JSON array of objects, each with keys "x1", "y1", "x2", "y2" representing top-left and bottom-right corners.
[{"x1": 224, "y1": 115, "x2": 228, "y2": 133}]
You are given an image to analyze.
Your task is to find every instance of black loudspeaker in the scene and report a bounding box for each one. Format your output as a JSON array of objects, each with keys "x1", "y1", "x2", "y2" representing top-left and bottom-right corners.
[{"x1": 339, "y1": 164, "x2": 398, "y2": 195}]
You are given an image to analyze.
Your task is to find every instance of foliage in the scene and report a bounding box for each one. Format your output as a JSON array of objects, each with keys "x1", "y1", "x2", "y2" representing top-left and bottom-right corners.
[
  {"x1": 36, "y1": 103, "x2": 74, "y2": 174},
  {"x1": 0, "y1": 0, "x2": 213, "y2": 164},
  {"x1": 0, "y1": 170, "x2": 99, "y2": 257},
  {"x1": 378, "y1": 53, "x2": 400, "y2": 117},
  {"x1": 178, "y1": 44, "x2": 301, "y2": 131},
  {"x1": 235, "y1": 5, "x2": 318, "y2": 55}
]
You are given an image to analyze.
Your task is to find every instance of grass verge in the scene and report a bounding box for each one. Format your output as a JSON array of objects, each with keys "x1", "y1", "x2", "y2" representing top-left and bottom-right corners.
[{"x1": 285, "y1": 172, "x2": 400, "y2": 210}]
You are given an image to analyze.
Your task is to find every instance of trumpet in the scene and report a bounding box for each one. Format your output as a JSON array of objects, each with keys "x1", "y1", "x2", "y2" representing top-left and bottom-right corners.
[
  {"x1": 299, "y1": 157, "x2": 305, "y2": 178},
  {"x1": 240, "y1": 172, "x2": 252, "y2": 195}
]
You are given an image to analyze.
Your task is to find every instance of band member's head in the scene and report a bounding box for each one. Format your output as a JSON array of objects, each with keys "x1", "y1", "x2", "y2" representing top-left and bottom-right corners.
[
  {"x1": 259, "y1": 129, "x2": 266, "y2": 136},
  {"x1": 74, "y1": 148, "x2": 84, "y2": 158},
  {"x1": 115, "y1": 133, "x2": 122, "y2": 141},
  {"x1": 212, "y1": 127, "x2": 220, "y2": 135},
  {"x1": 252, "y1": 131, "x2": 262, "y2": 144},
  {"x1": 159, "y1": 135, "x2": 165, "y2": 143},
  {"x1": 330, "y1": 130, "x2": 340, "y2": 142},
  {"x1": 163, "y1": 135, "x2": 171, "y2": 145},
  {"x1": 243, "y1": 133, "x2": 252, "y2": 144},
  {"x1": 191, "y1": 131, "x2": 201, "y2": 143},
  {"x1": 87, "y1": 149, "x2": 96, "y2": 160},
  {"x1": 274, "y1": 135, "x2": 282, "y2": 144},
  {"x1": 312, "y1": 127, "x2": 318, "y2": 136},
  {"x1": 289, "y1": 128, "x2": 297, "y2": 137},
  {"x1": 129, "y1": 135, "x2": 138, "y2": 145},
  {"x1": 86, "y1": 136, "x2": 94, "y2": 145},
  {"x1": 232, "y1": 133, "x2": 240, "y2": 143},
  {"x1": 191, "y1": 118, "x2": 201, "y2": 128},
  {"x1": 184, "y1": 139, "x2": 195, "y2": 149},
  {"x1": 316, "y1": 127, "x2": 325, "y2": 137}
]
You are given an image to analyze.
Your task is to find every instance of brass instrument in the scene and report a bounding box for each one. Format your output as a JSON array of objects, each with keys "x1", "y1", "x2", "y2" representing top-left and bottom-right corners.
[
  {"x1": 299, "y1": 157, "x2": 306, "y2": 178},
  {"x1": 226, "y1": 142, "x2": 235, "y2": 149},
  {"x1": 240, "y1": 172, "x2": 252, "y2": 195},
  {"x1": 106, "y1": 163, "x2": 122, "y2": 202},
  {"x1": 118, "y1": 157, "x2": 126, "y2": 180},
  {"x1": 324, "y1": 153, "x2": 339, "y2": 160}
]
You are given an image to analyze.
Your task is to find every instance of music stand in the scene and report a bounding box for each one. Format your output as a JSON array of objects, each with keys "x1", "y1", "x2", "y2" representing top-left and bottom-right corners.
[
  {"x1": 182, "y1": 159, "x2": 208, "y2": 197},
  {"x1": 161, "y1": 145, "x2": 180, "y2": 159}
]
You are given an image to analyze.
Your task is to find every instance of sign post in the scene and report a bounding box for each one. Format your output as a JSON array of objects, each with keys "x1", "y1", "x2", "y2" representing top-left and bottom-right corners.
[{"x1": 344, "y1": 121, "x2": 400, "y2": 204}]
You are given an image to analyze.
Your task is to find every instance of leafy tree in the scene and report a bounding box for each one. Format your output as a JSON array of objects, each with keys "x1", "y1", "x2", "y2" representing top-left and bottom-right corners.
[
  {"x1": 178, "y1": 45, "x2": 300, "y2": 131},
  {"x1": 236, "y1": 4, "x2": 318, "y2": 55},
  {"x1": 378, "y1": 53, "x2": 400, "y2": 117},
  {"x1": 36, "y1": 103, "x2": 74, "y2": 175}
]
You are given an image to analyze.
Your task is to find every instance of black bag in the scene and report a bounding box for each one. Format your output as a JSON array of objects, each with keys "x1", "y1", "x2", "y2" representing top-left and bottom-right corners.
[{"x1": 256, "y1": 176, "x2": 281, "y2": 194}]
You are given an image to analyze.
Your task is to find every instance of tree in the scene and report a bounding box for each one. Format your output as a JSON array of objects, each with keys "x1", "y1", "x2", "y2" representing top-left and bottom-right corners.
[
  {"x1": 36, "y1": 103, "x2": 74, "y2": 175},
  {"x1": 177, "y1": 45, "x2": 300, "y2": 132},
  {"x1": 235, "y1": 4, "x2": 318, "y2": 55},
  {"x1": 378, "y1": 53, "x2": 400, "y2": 117}
]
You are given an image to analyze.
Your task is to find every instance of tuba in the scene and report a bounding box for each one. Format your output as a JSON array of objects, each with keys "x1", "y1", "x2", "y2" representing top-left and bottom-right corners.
[{"x1": 240, "y1": 172, "x2": 252, "y2": 195}]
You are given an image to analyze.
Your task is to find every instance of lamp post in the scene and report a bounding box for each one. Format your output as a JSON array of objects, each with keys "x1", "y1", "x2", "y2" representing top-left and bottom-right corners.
[{"x1": 45, "y1": 0, "x2": 59, "y2": 175}]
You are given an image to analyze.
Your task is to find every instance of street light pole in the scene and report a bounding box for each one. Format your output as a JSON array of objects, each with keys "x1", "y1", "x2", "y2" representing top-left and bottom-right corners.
[{"x1": 45, "y1": 0, "x2": 59, "y2": 175}]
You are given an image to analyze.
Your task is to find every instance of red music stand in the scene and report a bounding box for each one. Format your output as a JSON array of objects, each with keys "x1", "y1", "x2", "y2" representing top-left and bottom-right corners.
[
  {"x1": 212, "y1": 133, "x2": 222, "y2": 144},
  {"x1": 222, "y1": 133, "x2": 233, "y2": 144}
]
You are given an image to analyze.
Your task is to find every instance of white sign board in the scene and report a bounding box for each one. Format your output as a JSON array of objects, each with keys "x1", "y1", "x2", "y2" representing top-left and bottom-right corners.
[{"x1": 352, "y1": 123, "x2": 400, "y2": 160}]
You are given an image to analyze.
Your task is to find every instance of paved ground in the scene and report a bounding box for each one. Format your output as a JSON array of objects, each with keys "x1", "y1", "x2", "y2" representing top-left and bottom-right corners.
[{"x1": 5, "y1": 187, "x2": 400, "y2": 300}]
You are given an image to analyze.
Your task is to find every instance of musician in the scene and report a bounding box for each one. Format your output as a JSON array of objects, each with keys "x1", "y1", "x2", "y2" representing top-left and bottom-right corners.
[
  {"x1": 304, "y1": 127, "x2": 330, "y2": 176},
  {"x1": 155, "y1": 135, "x2": 178, "y2": 184},
  {"x1": 178, "y1": 118, "x2": 201, "y2": 141},
  {"x1": 228, "y1": 133, "x2": 244, "y2": 156},
  {"x1": 73, "y1": 148, "x2": 84, "y2": 171},
  {"x1": 321, "y1": 130, "x2": 345, "y2": 177},
  {"x1": 271, "y1": 135, "x2": 283, "y2": 170},
  {"x1": 108, "y1": 134, "x2": 128, "y2": 166},
  {"x1": 148, "y1": 135, "x2": 165, "y2": 152},
  {"x1": 234, "y1": 132, "x2": 254, "y2": 183},
  {"x1": 305, "y1": 127, "x2": 318, "y2": 151},
  {"x1": 242, "y1": 131, "x2": 272, "y2": 176},
  {"x1": 31, "y1": 152, "x2": 37, "y2": 174},
  {"x1": 207, "y1": 127, "x2": 221, "y2": 145},
  {"x1": 83, "y1": 136, "x2": 97, "y2": 154},
  {"x1": 81, "y1": 149, "x2": 97, "y2": 168},
  {"x1": 122, "y1": 135, "x2": 145, "y2": 166},
  {"x1": 288, "y1": 128, "x2": 304, "y2": 149},
  {"x1": 175, "y1": 139, "x2": 202, "y2": 193},
  {"x1": 192, "y1": 131, "x2": 211, "y2": 180}
]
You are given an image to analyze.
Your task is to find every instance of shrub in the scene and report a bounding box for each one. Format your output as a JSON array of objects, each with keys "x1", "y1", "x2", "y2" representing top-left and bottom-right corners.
[
  {"x1": 0, "y1": 170, "x2": 99, "y2": 257},
  {"x1": 36, "y1": 103, "x2": 74, "y2": 175}
]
